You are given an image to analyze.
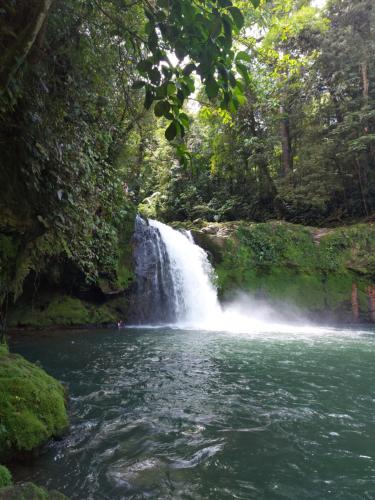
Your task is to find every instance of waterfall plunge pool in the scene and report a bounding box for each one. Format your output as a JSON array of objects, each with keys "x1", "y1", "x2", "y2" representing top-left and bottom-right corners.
[
  {"x1": 10, "y1": 325, "x2": 375, "y2": 499},
  {"x1": 9, "y1": 219, "x2": 375, "y2": 497}
]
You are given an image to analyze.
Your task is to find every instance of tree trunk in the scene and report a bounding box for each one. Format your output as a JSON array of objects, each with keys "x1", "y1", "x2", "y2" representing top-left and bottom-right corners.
[
  {"x1": 351, "y1": 283, "x2": 359, "y2": 322},
  {"x1": 280, "y1": 104, "x2": 292, "y2": 176},
  {"x1": 355, "y1": 158, "x2": 369, "y2": 216},
  {"x1": 367, "y1": 285, "x2": 375, "y2": 322},
  {"x1": 0, "y1": 0, "x2": 54, "y2": 90},
  {"x1": 361, "y1": 61, "x2": 369, "y2": 100}
]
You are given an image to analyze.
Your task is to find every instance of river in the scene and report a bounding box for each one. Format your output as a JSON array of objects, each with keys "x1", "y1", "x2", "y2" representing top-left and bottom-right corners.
[{"x1": 10, "y1": 324, "x2": 375, "y2": 499}]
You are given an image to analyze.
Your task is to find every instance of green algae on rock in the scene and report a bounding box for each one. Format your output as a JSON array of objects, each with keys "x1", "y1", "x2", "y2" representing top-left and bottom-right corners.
[{"x1": 0, "y1": 345, "x2": 68, "y2": 461}]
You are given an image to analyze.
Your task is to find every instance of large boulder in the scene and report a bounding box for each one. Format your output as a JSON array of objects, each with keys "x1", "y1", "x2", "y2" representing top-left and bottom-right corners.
[{"x1": 0, "y1": 345, "x2": 68, "y2": 461}]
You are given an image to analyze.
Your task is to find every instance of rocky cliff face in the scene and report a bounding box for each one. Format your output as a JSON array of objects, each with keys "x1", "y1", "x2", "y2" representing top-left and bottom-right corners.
[{"x1": 189, "y1": 221, "x2": 375, "y2": 323}]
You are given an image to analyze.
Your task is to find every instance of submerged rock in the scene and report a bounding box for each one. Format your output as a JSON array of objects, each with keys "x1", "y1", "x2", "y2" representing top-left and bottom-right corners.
[{"x1": 0, "y1": 482, "x2": 67, "y2": 499}]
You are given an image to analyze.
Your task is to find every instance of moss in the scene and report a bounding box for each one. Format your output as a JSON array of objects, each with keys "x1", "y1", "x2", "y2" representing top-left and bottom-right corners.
[
  {"x1": 0, "y1": 344, "x2": 8, "y2": 356},
  {"x1": 203, "y1": 221, "x2": 375, "y2": 319},
  {"x1": 116, "y1": 260, "x2": 133, "y2": 290},
  {"x1": 0, "y1": 482, "x2": 67, "y2": 499},
  {"x1": 91, "y1": 303, "x2": 117, "y2": 323},
  {"x1": 0, "y1": 350, "x2": 68, "y2": 460},
  {"x1": 0, "y1": 466, "x2": 12, "y2": 488},
  {"x1": 8, "y1": 296, "x2": 90, "y2": 328},
  {"x1": 98, "y1": 207, "x2": 135, "y2": 295},
  {"x1": 257, "y1": 268, "x2": 326, "y2": 310},
  {"x1": 42, "y1": 296, "x2": 90, "y2": 325},
  {"x1": 116, "y1": 209, "x2": 136, "y2": 290}
]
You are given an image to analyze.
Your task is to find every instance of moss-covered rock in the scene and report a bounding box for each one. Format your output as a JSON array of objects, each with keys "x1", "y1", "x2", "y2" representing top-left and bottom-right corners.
[
  {"x1": 0, "y1": 345, "x2": 68, "y2": 461},
  {"x1": 7, "y1": 293, "x2": 128, "y2": 328},
  {"x1": 0, "y1": 482, "x2": 67, "y2": 499},
  {"x1": 0, "y1": 466, "x2": 12, "y2": 488},
  {"x1": 191, "y1": 221, "x2": 375, "y2": 322},
  {"x1": 10, "y1": 295, "x2": 91, "y2": 328}
]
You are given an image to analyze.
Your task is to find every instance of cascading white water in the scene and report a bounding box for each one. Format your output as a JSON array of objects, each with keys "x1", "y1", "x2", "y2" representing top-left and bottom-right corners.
[{"x1": 148, "y1": 219, "x2": 222, "y2": 326}]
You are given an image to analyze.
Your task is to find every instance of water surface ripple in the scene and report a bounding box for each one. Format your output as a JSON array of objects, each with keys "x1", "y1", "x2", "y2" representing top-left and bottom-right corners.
[{"x1": 10, "y1": 326, "x2": 375, "y2": 499}]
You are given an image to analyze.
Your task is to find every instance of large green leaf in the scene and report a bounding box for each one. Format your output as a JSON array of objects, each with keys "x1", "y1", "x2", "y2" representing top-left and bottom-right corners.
[
  {"x1": 229, "y1": 7, "x2": 245, "y2": 30},
  {"x1": 154, "y1": 100, "x2": 171, "y2": 117},
  {"x1": 236, "y1": 51, "x2": 251, "y2": 63},
  {"x1": 206, "y1": 78, "x2": 220, "y2": 99},
  {"x1": 165, "y1": 120, "x2": 178, "y2": 140},
  {"x1": 209, "y1": 15, "x2": 222, "y2": 38}
]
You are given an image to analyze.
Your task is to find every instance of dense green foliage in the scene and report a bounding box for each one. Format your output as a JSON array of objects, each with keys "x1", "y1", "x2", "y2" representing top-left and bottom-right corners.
[
  {"x1": 0, "y1": 345, "x2": 68, "y2": 460},
  {"x1": 139, "y1": 0, "x2": 375, "y2": 225},
  {"x1": 0, "y1": 0, "x2": 143, "y2": 314},
  {"x1": 133, "y1": 0, "x2": 254, "y2": 143}
]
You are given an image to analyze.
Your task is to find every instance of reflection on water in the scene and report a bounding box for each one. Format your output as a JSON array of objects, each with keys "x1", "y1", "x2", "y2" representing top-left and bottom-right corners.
[{"x1": 10, "y1": 326, "x2": 375, "y2": 499}]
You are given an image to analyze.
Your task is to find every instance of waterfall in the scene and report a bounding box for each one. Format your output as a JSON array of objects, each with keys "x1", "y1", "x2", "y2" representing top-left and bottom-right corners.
[
  {"x1": 131, "y1": 216, "x2": 221, "y2": 325},
  {"x1": 131, "y1": 216, "x2": 314, "y2": 333}
]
